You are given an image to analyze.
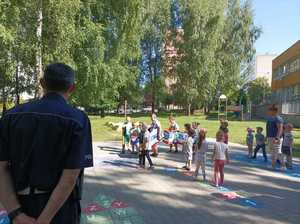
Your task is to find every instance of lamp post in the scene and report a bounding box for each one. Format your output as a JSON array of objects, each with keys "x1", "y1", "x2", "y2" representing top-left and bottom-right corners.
[{"x1": 218, "y1": 94, "x2": 227, "y2": 120}]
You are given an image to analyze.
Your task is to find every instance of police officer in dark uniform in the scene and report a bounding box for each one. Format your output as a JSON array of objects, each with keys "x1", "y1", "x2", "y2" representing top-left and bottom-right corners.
[{"x1": 0, "y1": 63, "x2": 93, "y2": 224}]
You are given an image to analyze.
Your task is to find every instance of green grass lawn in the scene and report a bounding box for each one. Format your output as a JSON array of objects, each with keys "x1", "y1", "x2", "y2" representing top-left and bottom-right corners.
[{"x1": 90, "y1": 113, "x2": 300, "y2": 157}]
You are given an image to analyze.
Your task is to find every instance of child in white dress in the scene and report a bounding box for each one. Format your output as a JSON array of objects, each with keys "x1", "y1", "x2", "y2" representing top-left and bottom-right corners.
[
  {"x1": 183, "y1": 124, "x2": 195, "y2": 171},
  {"x1": 194, "y1": 128, "x2": 209, "y2": 181}
]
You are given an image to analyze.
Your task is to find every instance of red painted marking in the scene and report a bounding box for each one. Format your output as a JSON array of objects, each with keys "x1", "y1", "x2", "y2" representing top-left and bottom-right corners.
[
  {"x1": 182, "y1": 171, "x2": 194, "y2": 177},
  {"x1": 221, "y1": 192, "x2": 238, "y2": 200},
  {"x1": 110, "y1": 200, "x2": 129, "y2": 209},
  {"x1": 83, "y1": 203, "x2": 106, "y2": 214}
]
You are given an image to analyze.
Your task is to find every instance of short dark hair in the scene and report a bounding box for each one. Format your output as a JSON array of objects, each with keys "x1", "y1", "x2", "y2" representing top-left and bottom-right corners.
[
  {"x1": 268, "y1": 104, "x2": 278, "y2": 112},
  {"x1": 43, "y1": 63, "x2": 75, "y2": 92},
  {"x1": 257, "y1": 127, "x2": 263, "y2": 131}
]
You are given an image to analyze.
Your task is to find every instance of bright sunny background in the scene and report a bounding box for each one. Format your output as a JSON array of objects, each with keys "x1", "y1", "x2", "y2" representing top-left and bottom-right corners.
[{"x1": 253, "y1": 0, "x2": 300, "y2": 55}]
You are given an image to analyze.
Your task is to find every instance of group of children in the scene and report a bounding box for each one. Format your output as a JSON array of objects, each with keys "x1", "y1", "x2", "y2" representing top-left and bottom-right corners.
[
  {"x1": 179, "y1": 119, "x2": 230, "y2": 187},
  {"x1": 246, "y1": 123, "x2": 295, "y2": 169},
  {"x1": 122, "y1": 117, "x2": 155, "y2": 169},
  {"x1": 122, "y1": 114, "x2": 296, "y2": 187},
  {"x1": 122, "y1": 115, "x2": 230, "y2": 187}
]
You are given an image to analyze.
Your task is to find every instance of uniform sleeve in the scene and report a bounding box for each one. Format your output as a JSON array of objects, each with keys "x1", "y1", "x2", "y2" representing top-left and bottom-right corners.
[
  {"x1": 0, "y1": 118, "x2": 9, "y2": 161},
  {"x1": 276, "y1": 116, "x2": 283, "y2": 124},
  {"x1": 64, "y1": 116, "x2": 93, "y2": 169}
]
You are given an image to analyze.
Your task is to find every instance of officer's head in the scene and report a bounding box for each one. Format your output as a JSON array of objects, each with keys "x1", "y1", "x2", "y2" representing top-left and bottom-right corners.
[
  {"x1": 268, "y1": 104, "x2": 278, "y2": 116},
  {"x1": 41, "y1": 63, "x2": 75, "y2": 97}
]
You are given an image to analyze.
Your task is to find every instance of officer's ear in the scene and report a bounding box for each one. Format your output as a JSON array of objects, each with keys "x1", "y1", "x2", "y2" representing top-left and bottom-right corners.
[{"x1": 67, "y1": 84, "x2": 76, "y2": 94}]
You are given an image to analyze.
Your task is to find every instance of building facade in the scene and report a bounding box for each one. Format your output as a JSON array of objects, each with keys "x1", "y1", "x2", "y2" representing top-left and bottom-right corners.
[
  {"x1": 255, "y1": 54, "x2": 277, "y2": 85},
  {"x1": 271, "y1": 40, "x2": 300, "y2": 126}
]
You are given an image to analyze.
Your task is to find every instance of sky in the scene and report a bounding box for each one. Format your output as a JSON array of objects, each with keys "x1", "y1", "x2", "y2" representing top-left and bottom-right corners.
[{"x1": 252, "y1": 0, "x2": 300, "y2": 55}]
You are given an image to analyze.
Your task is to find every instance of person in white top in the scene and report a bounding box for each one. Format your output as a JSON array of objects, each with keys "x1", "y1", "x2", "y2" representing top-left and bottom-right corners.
[
  {"x1": 212, "y1": 130, "x2": 230, "y2": 187},
  {"x1": 150, "y1": 113, "x2": 161, "y2": 157},
  {"x1": 140, "y1": 123, "x2": 154, "y2": 169},
  {"x1": 168, "y1": 115, "x2": 180, "y2": 153},
  {"x1": 194, "y1": 128, "x2": 209, "y2": 181},
  {"x1": 182, "y1": 124, "x2": 195, "y2": 171},
  {"x1": 122, "y1": 116, "x2": 133, "y2": 153}
]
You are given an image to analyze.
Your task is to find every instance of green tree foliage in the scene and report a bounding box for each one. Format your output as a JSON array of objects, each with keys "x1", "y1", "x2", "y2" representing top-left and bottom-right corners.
[
  {"x1": 0, "y1": 0, "x2": 18, "y2": 112},
  {"x1": 211, "y1": 0, "x2": 261, "y2": 109},
  {"x1": 1, "y1": 0, "x2": 144, "y2": 116},
  {"x1": 174, "y1": 0, "x2": 226, "y2": 115},
  {"x1": 172, "y1": 0, "x2": 260, "y2": 115},
  {"x1": 0, "y1": 0, "x2": 261, "y2": 115},
  {"x1": 247, "y1": 77, "x2": 271, "y2": 105},
  {"x1": 139, "y1": 0, "x2": 171, "y2": 113},
  {"x1": 71, "y1": 1, "x2": 144, "y2": 115}
]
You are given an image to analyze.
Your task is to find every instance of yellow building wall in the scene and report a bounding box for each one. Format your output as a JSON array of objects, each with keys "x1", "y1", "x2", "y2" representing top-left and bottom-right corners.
[
  {"x1": 272, "y1": 70, "x2": 300, "y2": 91},
  {"x1": 272, "y1": 40, "x2": 300, "y2": 91}
]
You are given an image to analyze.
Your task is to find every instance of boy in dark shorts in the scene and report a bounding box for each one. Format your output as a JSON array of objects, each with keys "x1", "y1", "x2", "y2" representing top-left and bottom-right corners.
[{"x1": 252, "y1": 127, "x2": 267, "y2": 162}]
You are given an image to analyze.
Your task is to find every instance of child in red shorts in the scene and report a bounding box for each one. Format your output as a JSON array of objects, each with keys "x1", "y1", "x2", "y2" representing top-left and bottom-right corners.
[{"x1": 212, "y1": 130, "x2": 230, "y2": 187}]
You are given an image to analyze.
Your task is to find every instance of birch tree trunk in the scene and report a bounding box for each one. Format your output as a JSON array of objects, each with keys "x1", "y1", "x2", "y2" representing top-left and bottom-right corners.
[{"x1": 35, "y1": 1, "x2": 43, "y2": 99}]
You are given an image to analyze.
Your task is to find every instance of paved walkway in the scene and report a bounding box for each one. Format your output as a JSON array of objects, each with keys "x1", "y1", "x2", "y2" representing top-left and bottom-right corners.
[{"x1": 81, "y1": 141, "x2": 300, "y2": 224}]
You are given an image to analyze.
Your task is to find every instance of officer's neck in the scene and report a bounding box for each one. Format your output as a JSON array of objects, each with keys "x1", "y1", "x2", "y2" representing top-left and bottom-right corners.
[{"x1": 44, "y1": 91, "x2": 69, "y2": 101}]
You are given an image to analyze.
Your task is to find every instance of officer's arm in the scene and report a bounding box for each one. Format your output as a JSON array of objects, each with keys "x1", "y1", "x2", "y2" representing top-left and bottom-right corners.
[
  {"x1": 0, "y1": 161, "x2": 21, "y2": 212},
  {"x1": 37, "y1": 169, "x2": 80, "y2": 223},
  {"x1": 276, "y1": 121, "x2": 283, "y2": 139}
]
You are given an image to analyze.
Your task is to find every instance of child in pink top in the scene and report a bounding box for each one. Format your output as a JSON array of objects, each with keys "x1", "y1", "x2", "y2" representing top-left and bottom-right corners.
[{"x1": 212, "y1": 130, "x2": 230, "y2": 187}]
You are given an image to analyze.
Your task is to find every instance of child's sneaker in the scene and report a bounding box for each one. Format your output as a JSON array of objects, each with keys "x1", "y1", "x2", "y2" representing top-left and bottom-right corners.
[
  {"x1": 281, "y1": 167, "x2": 286, "y2": 172},
  {"x1": 149, "y1": 165, "x2": 155, "y2": 170}
]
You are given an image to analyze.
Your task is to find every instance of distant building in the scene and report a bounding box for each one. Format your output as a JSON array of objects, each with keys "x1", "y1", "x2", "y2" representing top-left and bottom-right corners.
[
  {"x1": 272, "y1": 40, "x2": 300, "y2": 126},
  {"x1": 254, "y1": 54, "x2": 277, "y2": 85}
]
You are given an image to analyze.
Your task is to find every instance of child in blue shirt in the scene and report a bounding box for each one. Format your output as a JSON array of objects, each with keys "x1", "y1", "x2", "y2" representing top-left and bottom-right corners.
[{"x1": 252, "y1": 127, "x2": 267, "y2": 162}]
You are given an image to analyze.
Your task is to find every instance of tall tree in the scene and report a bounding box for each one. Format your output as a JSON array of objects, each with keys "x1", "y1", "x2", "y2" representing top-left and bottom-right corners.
[
  {"x1": 174, "y1": 0, "x2": 226, "y2": 115},
  {"x1": 72, "y1": 0, "x2": 143, "y2": 116},
  {"x1": 207, "y1": 0, "x2": 261, "y2": 111},
  {"x1": 139, "y1": 0, "x2": 171, "y2": 113},
  {"x1": 0, "y1": 0, "x2": 18, "y2": 113}
]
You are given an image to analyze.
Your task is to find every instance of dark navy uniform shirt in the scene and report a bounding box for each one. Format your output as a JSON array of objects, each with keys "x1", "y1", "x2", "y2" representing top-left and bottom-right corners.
[
  {"x1": 266, "y1": 115, "x2": 283, "y2": 138},
  {"x1": 0, "y1": 93, "x2": 93, "y2": 194}
]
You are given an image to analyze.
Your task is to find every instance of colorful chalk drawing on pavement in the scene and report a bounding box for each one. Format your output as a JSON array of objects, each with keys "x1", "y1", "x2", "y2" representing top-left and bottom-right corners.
[
  {"x1": 81, "y1": 194, "x2": 144, "y2": 224},
  {"x1": 197, "y1": 181, "x2": 261, "y2": 208},
  {"x1": 230, "y1": 152, "x2": 300, "y2": 180},
  {"x1": 162, "y1": 167, "x2": 262, "y2": 209},
  {"x1": 0, "y1": 209, "x2": 9, "y2": 224}
]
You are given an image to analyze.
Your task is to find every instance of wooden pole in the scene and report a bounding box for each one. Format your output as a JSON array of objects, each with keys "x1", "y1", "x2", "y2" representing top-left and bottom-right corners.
[{"x1": 124, "y1": 100, "x2": 127, "y2": 118}]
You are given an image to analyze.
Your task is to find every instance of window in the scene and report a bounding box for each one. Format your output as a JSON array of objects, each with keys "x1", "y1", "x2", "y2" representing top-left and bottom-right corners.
[
  {"x1": 274, "y1": 55, "x2": 300, "y2": 80},
  {"x1": 280, "y1": 84, "x2": 300, "y2": 114}
]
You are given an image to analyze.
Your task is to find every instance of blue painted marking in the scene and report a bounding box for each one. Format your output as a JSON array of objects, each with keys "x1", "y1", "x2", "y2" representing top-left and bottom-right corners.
[
  {"x1": 0, "y1": 216, "x2": 10, "y2": 224},
  {"x1": 165, "y1": 168, "x2": 177, "y2": 172},
  {"x1": 286, "y1": 173, "x2": 300, "y2": 179},
  {"x1": 217, "y1": 186, "x2": 231, "y2": 192},
  {"x1": 231, "y1": 152, "x2": 300, "y2": 179}
]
